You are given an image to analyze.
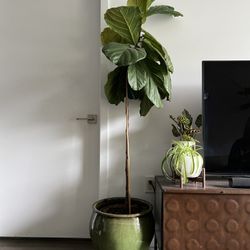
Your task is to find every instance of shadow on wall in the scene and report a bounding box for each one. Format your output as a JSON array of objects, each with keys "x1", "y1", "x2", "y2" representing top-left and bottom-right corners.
[
  {"x1": 0, "y1": 120, "x2": 98, "y2": 237},
  {"x1": 12, "y1": 189, "x2": 92, "y2": 238}
]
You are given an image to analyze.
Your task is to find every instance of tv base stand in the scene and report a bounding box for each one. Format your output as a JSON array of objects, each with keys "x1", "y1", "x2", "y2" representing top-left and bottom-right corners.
[
  {"x1": 155, "y1": 176, "x2": 250, "y2": 250},
  {"x1": 229, "y1": 177, "x2": 250, "y2": 188}
]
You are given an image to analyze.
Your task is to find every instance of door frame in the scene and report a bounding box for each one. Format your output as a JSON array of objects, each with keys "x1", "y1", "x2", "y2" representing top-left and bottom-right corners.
[{"x1": 99, "y1": 0, "x2": 109, "y2": 199}]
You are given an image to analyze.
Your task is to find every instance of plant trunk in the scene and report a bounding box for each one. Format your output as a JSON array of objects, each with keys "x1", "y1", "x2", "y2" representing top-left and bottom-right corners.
[{"x1": 125, "y1": 80, "x2": 131, "y2": 214}]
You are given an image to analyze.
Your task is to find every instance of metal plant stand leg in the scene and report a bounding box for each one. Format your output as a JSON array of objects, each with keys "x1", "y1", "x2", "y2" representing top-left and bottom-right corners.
[
  {"x1": 180, "y1": 176, "x2": 184, "y2": 189},
  {"x1": 202, "y1": 168, "x2": 206, "y2": 189}
]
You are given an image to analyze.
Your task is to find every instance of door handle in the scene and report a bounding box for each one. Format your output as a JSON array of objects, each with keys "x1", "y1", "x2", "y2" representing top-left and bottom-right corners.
[{"x1": 76, "y1": 114, "x2": 97, "y2": 124}]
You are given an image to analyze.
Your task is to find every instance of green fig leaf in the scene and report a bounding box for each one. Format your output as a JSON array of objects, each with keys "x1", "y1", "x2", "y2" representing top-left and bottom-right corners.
[
  {"x1": 140, "y1": 94, "x2": 154, "y2": 116},
  {"x1": 127, "y1": 0, "x2": 155, "y2": 23},
  {"x1": 143, "y1": 30, "x2": 174, "y2": 73},
  {"x1": 140, "y1": 59, "x2": 164, "y2": 108},
  {"x1": 147, "y1": 5, "x2": 183, "y2": 17},
  {"x1": 101, "y1": 27, "x2": 128, "y2": 45},
  {"x1": 104, "y1": 6, "x2": 142, "y2": 45},
  {"x1": 128, "y1": 61, "x2": 147, "y2": 91},
  {"x1": 104, "y1": 67, "x2": 126, "y2": 105},
  {"x1": 102, "y1": 42, "x2": 146, "y2": 66}
]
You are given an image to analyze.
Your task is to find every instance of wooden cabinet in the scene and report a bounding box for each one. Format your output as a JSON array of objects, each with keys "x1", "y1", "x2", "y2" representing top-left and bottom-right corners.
[{"x1": 155, "y1": 176, "x2": 250, "y2": 250}]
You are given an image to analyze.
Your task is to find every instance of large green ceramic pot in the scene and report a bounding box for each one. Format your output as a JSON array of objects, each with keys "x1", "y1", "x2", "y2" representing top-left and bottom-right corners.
[{"x1": 90, "y1": 197, "x2": 154, "y2": 250}]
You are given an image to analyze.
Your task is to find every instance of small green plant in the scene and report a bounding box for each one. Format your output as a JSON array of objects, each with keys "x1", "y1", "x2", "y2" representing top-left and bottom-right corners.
[
  {"x1": 170, "y1": 109, "x2": 202, "y2": 141},
  {"x1": 161, "y1": 141, "x2": 203, "y2": 184}
]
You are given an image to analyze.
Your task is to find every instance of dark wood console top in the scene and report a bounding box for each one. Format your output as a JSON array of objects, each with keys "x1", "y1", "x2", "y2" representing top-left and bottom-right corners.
[{"x1": 156, "y1": 175, "x2": 250, "y2": 194}]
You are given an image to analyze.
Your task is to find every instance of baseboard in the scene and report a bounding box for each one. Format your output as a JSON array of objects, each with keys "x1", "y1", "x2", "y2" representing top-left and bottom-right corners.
[{"x1": 0, "y1": 237, "x2": 91, "y2": 241}]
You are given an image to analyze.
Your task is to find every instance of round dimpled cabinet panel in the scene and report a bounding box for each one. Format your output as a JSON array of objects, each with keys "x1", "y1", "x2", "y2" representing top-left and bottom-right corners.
[
  {"x1": 206, "y1": 239, "x2": 220, "y2": 250},
  {"x1": 166, "y1": 219, "x2": 179, "y2": 232},
  {"x1": 166, "y1": 238, "x2": 180, "y2": 250},
  {"x1": 186, "y1": 199, "x2": 199, "y2": 213},
  {"x1": 186, "y1": 219, "x2": 199, "y2": 232},
  {"x1": 186, "y1": 239, "x2": 200, "y2": 250},
  {"x1": 226, "y1": 219, "x2": 239, "y2": 233},
  {"x1": 225, "y1": 199, "x2": 239, "y2": 214},
  {"x1": 206, "y1": 199, "x2": 219, "y2": 213},
  {"x1": 166, "y1": 199, "x2": 179, "y2": 212},
  {"x1": 227, "y1": 239, "x2": 240, "y2": 250},
  {"x1": 206, "y1": 219, "x2": 220, "y2": 233},
  {"x1": 245, "y1": 220, "x2": 250, "y2": 233},
  {"x1": 245, "y1": 202, "x2": 250, "y2": 213}
]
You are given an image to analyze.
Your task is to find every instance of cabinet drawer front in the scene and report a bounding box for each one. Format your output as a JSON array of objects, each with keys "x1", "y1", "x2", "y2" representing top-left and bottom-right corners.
[{"x1": 163, "y1": 193, "x2": 250, "y2": 250}]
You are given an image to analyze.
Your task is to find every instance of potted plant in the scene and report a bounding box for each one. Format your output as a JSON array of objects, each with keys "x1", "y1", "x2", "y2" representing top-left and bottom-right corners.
[
  {"x1": 161, "y1": 110, "x2": 203, "y2": 184},
  {"x1": 90, "y1": 1, "x2": 182, "y2": 249}
]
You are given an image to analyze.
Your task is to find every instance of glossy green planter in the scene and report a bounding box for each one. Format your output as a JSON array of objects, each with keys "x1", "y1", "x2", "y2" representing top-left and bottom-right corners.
[{"x1": 90, "y1": 197, "x2": 154, "y2": 250}]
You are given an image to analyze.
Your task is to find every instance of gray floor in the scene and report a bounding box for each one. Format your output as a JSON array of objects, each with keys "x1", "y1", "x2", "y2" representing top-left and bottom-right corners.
[{"x1": 0, "y1": 238, "x2": 94, "y2": 250}]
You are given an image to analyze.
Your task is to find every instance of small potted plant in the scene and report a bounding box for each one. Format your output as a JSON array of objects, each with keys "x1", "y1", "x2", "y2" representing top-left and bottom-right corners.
[
  {"x1": 161, "y1": 109, "x2": 203, "y2": 184},
  {"x1": 90, "y1": 1, "x2": 183, "y2": 249}
]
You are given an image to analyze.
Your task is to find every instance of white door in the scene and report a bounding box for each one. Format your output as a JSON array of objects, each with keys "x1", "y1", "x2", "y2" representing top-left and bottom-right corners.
[{"x1": 0, "y1": 0, "x2": 100, "y2": 238}]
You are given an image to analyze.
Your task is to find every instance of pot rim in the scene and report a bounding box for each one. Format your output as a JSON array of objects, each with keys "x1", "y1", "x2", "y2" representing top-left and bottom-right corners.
[{"x1": 92, "y1": 197, "x2": 153, "y2": 218}]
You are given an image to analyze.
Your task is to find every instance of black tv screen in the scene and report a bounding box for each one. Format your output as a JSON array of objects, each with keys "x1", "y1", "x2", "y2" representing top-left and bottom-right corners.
[{"x1": 203, "y1": 61, "x2": 250, "y2": 174}]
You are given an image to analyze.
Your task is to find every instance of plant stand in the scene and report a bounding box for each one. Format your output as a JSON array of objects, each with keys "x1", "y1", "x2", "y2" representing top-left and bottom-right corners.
[{"x1": 180, "y1": 168, "x2": 206, "y2": 189}]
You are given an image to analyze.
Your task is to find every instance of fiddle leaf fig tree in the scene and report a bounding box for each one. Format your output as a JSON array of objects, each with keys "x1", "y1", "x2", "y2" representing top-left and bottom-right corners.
[{"x1": 102, "y1": 0, "x2": 182, "y2": 213}]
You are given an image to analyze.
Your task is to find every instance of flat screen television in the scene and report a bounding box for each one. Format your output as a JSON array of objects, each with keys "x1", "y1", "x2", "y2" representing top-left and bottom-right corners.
[{"x1": 203, "y1": 61, "x2": 250, "y2": 176}]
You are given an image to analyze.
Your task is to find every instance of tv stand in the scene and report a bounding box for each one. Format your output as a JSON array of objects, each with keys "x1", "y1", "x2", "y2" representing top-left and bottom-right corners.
[{"x1": 155, "y1": 176, "x2": 250, "y2": 250}]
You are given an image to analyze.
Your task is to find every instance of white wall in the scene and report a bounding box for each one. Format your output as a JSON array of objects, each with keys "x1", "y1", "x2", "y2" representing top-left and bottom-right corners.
[{"x1": 100, "y1": 0, "x2": 250, "y2": 203}]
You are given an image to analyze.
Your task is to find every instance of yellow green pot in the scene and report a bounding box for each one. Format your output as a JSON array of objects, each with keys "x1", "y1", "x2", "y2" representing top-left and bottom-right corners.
[{"x1": 90, "y1": 197, "x2": 154, "y2": 250}]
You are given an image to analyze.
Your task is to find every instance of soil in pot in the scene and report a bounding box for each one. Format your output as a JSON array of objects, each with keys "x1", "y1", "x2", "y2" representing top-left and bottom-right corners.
[{"x1": 97, "y1": 198, "x2": 149, "y2": 215}]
